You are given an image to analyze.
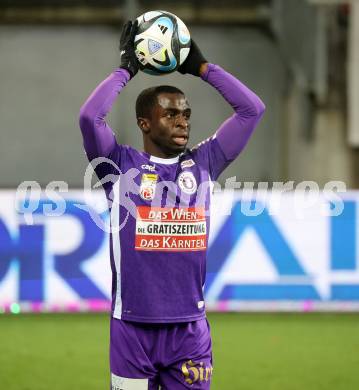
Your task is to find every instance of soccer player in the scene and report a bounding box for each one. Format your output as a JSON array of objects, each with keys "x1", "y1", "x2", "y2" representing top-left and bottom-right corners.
[{"x1": 79, "y1": 20, "x2": 265, "y2": 390}]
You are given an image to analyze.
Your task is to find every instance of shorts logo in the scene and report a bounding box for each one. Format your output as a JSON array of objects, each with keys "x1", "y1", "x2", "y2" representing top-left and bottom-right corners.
[
  {"x1": 177, "y1": 171, "x2": 197, "y2": 195},
  {"x1": 111, "y1": 373, "x2": 148, "y2": 390},
  {"x1": 140, "y1": 173, "x2": 158, "y2": 201},
  {"x1": 181, "y1": 360, "x2": 213, "y2": 385},
  {"x1": 180, "y1": 159, "x2": 195, "y2": 169}
]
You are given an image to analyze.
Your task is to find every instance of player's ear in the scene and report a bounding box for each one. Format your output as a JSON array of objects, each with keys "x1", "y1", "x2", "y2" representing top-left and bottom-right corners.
[{"x1": 137, "y1": 117, "x2": 150, "y2": 133}]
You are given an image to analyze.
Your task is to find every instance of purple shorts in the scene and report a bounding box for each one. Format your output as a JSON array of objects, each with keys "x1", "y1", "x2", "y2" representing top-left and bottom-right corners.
[{"x1": 110, "y1": 317, "x2": 213, "y2": 389}]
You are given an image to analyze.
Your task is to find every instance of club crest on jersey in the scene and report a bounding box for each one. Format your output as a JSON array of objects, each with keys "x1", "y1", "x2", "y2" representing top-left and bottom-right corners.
[
  {"x1": 140, "y1": 173, "x2": 158, "y2": 201},
  {"x1": 180, "y1": 159, "x2": 195, "y2": 169},
  {"x1": 177, "y1": 171, "x2": 197, "y2": 195}
]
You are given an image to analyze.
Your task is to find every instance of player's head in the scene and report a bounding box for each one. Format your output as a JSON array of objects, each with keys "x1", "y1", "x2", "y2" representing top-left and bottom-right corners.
[{"x1": 136, "y1": 86, "x2": 191, "y2": 158}]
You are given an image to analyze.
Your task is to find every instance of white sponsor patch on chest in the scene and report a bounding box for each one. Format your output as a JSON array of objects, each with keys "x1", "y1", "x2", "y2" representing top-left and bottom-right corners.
[
  {"x1": 135, "y1": 206, "x2": 207, "y2": 252},
  {"x1": 180, "y1": 159, "x2": 195, "y2": 169}
]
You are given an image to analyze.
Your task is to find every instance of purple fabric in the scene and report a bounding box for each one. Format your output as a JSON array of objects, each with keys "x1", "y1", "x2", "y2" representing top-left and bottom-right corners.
[
  {"x1": 105, "y1": 143, "x2": 228, "y2": 323},
  {"x1": 201, "y1": 63, "x2": 266, "y2": 160},
  {"x1": 78, "y1": 64, "x2": 265, "y2": 323},
  {"x1": 79, "y1": 68, "x2": 130, "y2": 160},
  {"x1": 110, "y1": 317, "x2": 212, "y2": 389}
]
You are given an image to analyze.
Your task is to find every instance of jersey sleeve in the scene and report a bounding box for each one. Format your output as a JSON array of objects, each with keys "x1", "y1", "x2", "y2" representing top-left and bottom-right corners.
[
  {"x1": 193, "y1": 64, "x2": 265, "y2": 180},
  {"x1": 79, "y1": 68, "x2": 130, "y2": 181},
  {"x1": 190, "y1": 136, "x2": 230, "y2": 181}
]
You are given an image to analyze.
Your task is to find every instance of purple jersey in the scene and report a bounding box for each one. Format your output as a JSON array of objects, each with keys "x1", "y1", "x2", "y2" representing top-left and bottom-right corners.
[{"x1": 79, "y1": 63, "x2": 265, "y2": 323}]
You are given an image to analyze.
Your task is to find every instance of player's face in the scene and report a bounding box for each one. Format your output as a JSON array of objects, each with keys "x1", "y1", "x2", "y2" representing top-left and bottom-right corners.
[{"x1": 145, "y1": 93, "x2": 191, "y2": 157}]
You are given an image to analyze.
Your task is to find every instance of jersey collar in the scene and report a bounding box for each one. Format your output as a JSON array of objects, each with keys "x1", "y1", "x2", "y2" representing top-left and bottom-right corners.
[{"x1": 149, "y1": 155, "x2": 180, "y2": 165}]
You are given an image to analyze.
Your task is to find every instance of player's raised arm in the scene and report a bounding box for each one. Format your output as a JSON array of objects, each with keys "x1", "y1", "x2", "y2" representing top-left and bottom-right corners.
[
  {"x1": 178, "y1": 40, "x2": 265, "y2": 161},
  {"x1": 201, "y1": 62, "x2": 265, "y2": 160},
  {"x1": 79, "y1": 21, "x2": 139, "y2": 161}
]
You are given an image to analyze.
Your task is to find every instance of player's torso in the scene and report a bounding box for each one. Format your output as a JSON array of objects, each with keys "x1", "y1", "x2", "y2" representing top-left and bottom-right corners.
[{"x1": 109, "y1": 146, "x2": 212, "y2": 322}]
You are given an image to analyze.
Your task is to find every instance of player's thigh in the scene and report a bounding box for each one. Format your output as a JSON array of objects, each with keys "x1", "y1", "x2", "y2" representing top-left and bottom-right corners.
[
  {"x1": 159, "y1": 319, "x2": 213, "y2": 389},
  {"x1": 110, "y1": 318, "x2": 159, "y2": 389}
]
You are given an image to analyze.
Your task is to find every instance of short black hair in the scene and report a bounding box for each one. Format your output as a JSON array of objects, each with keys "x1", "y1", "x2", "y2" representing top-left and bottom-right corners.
[{"x1": 135, "y1": 85, "x2": 185, "y2": 119}]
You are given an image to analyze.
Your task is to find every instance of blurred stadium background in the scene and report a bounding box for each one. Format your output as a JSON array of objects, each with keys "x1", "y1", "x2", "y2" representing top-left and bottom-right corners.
[{"x1": 1, "y1": 0, "x2": 359, "y2": 389}]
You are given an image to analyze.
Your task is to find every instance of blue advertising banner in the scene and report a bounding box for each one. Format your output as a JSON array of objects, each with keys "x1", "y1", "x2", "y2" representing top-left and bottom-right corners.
[{"x1": 0, "y1": 189, "x2": 358, "y2": 313}]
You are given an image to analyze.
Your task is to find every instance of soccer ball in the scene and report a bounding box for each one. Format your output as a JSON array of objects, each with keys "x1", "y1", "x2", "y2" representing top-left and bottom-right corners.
[{"x1": 134, "y1": 10, "x2": 191, "y2": 75}]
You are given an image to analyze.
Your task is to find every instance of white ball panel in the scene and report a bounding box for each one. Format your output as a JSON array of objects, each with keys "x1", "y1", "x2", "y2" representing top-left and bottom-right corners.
[
  {"x1": 135, "y1": 20, "x2": 172, "y2": 47},
  {"x1": 143, "y1": 11, "x2": 163, "y2": 22},
  {"x1": 179, "y1": 47, "x2": 190, "y2": 65}
]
